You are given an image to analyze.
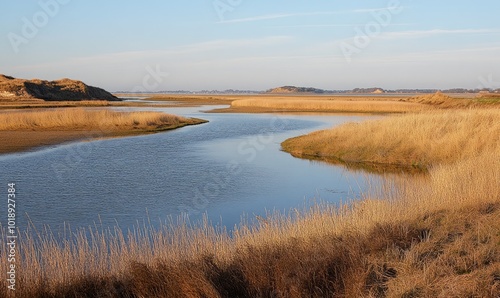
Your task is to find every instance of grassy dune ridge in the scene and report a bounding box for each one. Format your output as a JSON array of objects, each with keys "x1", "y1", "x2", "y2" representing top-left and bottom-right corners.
[
  {"x1": 1, "y1": 108, "x2": 499, "y2": 296},
  {"x1": 282, "y1": 109, "x2": 500, "y2": 168}
]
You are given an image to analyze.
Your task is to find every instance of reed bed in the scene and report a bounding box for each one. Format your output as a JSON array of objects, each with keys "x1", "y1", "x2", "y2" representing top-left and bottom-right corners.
[
  {"x1": 231, "y1": 98, "x2": 427, "y2": 113},
  {"x1": 282, "y1": 108, "x2": 500, "y2": 167},
  {"x1": 0, "y1": 108, "x2": 498, "y2": 297},
  {"x1": 0, "y1": 151, "x2": 498, "y2": 297},
  {"x1": 0, "y1": 108, "x2": 201, "y2": 131}
]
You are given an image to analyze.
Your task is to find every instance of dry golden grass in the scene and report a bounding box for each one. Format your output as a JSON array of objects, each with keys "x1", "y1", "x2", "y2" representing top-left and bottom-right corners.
[
  {"x1": 0, "y1": 99, "x2": 111, "y2": 109},
  {"x1": 282, "y1": 109, "x2": 500, "y2": 168},
  {"x1": 0, "y1": 108, "x2": 204, "y2": 131},
  {"x1": 0, "y1": 108, "x2": 206, "y2": 153},
  {"x1": 404, "y1": 92, "x2": 475, "y2": 108},
  {"x1": 231, "y1": 98, "x2": 427, "y2": 113},
  {"x1": 0, "y1": 108, "x2": 498, "y2": 297},
  {"x1": 209, "y1": 92, "x2": 498, "y2": 113},
  {"x1": 0, "y1": 151, "x2": 498, "y2": 297}
]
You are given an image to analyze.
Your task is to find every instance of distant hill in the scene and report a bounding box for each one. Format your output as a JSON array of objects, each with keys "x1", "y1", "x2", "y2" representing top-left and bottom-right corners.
[
  {"x1": 266, "y1": 86, "x2": 327, "y2": 94},
  {"x1": 265, "y1": 86, "x2": 498, "y2": 95},
  {"x1": 0, "y1": 74, "x2": 118, "y2": 101},
  {"x1": 266, "y1": 86, "x2": 388, "y2": 94},
  {"x1": 351, "y1": 87, "x2": 385, "y2": 94}
]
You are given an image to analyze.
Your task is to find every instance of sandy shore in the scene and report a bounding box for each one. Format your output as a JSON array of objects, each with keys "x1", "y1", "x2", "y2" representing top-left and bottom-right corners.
[{"x1": 0, "y1": 130, "x2": 107, "y2": 154}]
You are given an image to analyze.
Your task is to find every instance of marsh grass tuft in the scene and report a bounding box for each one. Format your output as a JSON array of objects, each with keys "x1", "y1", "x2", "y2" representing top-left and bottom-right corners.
[
  {"x1": 0, "y1": 108, "x2": 204, "y2": 131},
  {"x1": 282, "y1": 109, "x2": 500, "y2": 167},
  {"x1": 231, "y1": 98, "x2": 427, "y2": 113}
]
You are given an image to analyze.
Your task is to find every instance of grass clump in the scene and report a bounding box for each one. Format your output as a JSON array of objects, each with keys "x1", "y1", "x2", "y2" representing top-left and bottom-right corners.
[
  {"x1": 282, "y1": 109, "x2": 500, "y2": 168},
  {"x1": 231, "y1": 98, "x2": 427, "y2": 113},
  {"x1": 0, "y1": 108, "x2": 205, "y2": 131}
]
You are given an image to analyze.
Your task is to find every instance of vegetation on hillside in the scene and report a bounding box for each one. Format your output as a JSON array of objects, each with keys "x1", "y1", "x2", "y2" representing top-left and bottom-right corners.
[{"x1": 0, "y1": 74, "x2": 118, "y2": 101}]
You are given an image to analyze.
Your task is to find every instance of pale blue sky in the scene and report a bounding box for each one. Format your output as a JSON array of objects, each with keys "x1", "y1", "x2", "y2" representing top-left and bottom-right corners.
[{"x1": 1, "y1": 1, "x2": 500, "y2": 91}]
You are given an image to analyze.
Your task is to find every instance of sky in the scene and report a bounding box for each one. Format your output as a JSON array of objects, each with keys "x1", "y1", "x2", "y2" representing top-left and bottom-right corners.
[{"x1": 1, "y1": 0, "x2": 500, "y2": 92}]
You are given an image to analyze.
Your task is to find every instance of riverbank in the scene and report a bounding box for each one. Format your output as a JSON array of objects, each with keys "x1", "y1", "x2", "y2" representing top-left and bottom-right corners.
[
  {"x1": 281, "y1": 109, "x2": 500, "y2": 169},
  {"x1": 1, "y1": 99, "x2": 499, "y2": 297},
  {"x1": 3, "y1": 150, "x2": 498, "y2": 297},
  {"x1": 0, "y1": 108, "x2": 206, "y2": 153},
  {"x1": 215, "y1": 98, "x2": 428, "y2": 113}
]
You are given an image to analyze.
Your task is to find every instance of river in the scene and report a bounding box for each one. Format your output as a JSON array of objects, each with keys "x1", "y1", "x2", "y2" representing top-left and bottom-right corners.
[{"x1": 0, "y1": 105, "x2": 378, "y2": 232}]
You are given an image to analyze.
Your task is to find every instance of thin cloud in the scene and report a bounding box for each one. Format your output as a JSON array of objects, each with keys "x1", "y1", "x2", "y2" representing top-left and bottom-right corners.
[
  {"x1": 218, "y1": 11, "x2": 354, "y2": 24},
  {"x1": 379, "y1": 29, "x2": 500, "y2": 39},
  {"x1": 347, "y1": 44, "x2": 500, "y2": 63},
  {"x1": 353, "y1": 8, "x2": 393, "y2": 13},
  {"x1": 269, "y1": 23, "x2": 413, "y2": 29},
  {"x1": 217, "y1": 7, "x2": 408, "y2": 24},
  {"x1": 9, "y1": 36, "x2": 295, "y2": 70},
  {"x1": 218, "y1": 13, "x2": 296, "y2": 24}
]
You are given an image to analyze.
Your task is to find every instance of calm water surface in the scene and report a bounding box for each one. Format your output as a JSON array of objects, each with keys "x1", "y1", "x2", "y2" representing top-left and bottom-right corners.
[{"x1": 0, "y1": 106, "x2": 378, "y2": 232}]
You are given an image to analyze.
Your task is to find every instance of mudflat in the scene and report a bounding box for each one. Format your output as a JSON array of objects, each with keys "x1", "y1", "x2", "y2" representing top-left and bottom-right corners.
[{"x1": 0, "y1": 130, "x2": 102, "y2": 154}]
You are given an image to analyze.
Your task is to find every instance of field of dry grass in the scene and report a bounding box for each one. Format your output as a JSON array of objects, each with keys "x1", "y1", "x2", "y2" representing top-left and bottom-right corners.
[
  {"x1": 282, "y1": 109, "x2": 500, "y2": 168},
  {"x1": 0, "y1": 108, "x2": 203, "y2": 131},
  {"x1": 1, "y1": 107, "x2": 499, "y2": 297},
  {"x1": 0, "y1": 151, "x2": 498, "y2": 297},
  {"x1": 228, "y1": 98, "x2": 427, "y2": 113},
  {"x1": 207, "y1": 92, "x2": 499, "y2": 113},
  {"x1": 0, "y1": 108, "x2": 206, "y2": 153}
]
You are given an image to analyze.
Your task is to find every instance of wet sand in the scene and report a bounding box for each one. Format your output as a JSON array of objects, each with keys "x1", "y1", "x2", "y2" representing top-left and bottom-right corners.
[
  {"x1": 0, "y1": 130, "x2": 110, "y2": 154},
  {"x1": 0, "y1": 121, "x2": 207, "y2": 154}
]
